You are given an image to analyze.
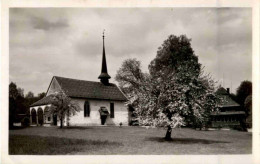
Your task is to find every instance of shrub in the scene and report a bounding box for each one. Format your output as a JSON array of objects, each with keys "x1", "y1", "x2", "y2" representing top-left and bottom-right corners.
[{"x1": 21, "y1": 117, "x2": 30, "y2": 127}]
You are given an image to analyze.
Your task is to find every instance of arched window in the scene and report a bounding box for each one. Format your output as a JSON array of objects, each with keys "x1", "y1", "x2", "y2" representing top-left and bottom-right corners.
[
  {"x1": 37, "y1": 108, "x2": 44, "y2": 125},
  {"x1": 84, "y1": 101, "x2": 90, "y2": 117},
  {"x1": 110, "y1": 103, "x2": 114, "y2": 118}
]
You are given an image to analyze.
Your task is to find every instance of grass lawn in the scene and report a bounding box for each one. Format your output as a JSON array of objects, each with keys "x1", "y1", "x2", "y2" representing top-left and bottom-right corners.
[{"x1": 9, "y1": 126, "x2": 252, "y2": 155}]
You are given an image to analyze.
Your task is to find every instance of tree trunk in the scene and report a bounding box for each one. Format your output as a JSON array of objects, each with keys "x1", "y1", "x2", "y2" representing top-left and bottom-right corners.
[
  {"x1": 67, "y1": 112, "x2": 70, "y2": 127},
  {"x1": 60, "y1": 117, "x2": 63, "y2": 128},
  {"x1": 165, "y1": 126, "x2": 172, "y2": 140}
]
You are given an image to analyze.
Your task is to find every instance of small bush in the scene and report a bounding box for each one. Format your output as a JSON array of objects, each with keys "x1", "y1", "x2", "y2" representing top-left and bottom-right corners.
[{"x1": 21, "y1": 117, "x2": 30, "y2": 127}]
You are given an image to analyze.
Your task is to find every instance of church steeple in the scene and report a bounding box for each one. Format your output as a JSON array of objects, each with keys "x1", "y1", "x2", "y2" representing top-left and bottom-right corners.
[{"x1": 98, "y1": 30, "x2": 111, "y2": 85}]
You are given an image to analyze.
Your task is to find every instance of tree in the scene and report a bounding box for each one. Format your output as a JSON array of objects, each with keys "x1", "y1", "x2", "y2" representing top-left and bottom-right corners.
[
  {"x1": 9, "y1": 82, "x2": 19, "y2": 99},
  {"x1": 49, "y1": 90, "x2": 80, "y2": 128},
  {"x1": 115, "y1": 58, "x2": 150, "y2": 125},
  {"x1": 115, "y1": 58, "x2": 146, "y2": 92},
  {"x1": 25, "y1": 91, "x2": 34, "y2": 99},
  {"x1": 244, "y1": 95, "x2": 252, "y2": 128},
  {"x1": 149, "y1": 35, "x2": 221, "y2": 139},
  {"x1": 149, "y1": 35, "x2": 202, "y2": 129},
  {"x1": 229, "y1": 93, "x2": 238, "y2": 102},
  {"x1": 17, "y1": 88, "x2": 25, "y2": 98},
  {"x1": 9, "y1": 82, "x2": 27, "y2": 128},
  {"x1": 116, "y1": 35, "x2": 221, "y2": 140},
  {"x1": 9, "y1": 82, "x2": 47, "y2": 128},
  {"x1": 236, "y1": 81, "x2": 252, "y2": 106},
  {"x1": 9, "y1": 82, "x2": 18, "y2": 128},
  {"x1": 37, "y1": 92, "x2": 46, "y2": 99}
]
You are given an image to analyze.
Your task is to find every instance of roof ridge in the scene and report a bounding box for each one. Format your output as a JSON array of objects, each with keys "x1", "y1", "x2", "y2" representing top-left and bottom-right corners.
[{"x1": 54, "y1": 76, "x2": 116, "y2": 85}]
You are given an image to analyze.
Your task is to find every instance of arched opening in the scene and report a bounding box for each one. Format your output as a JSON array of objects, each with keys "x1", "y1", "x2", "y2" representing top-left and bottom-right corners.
[
  {"x1": 37, "y1": 108, "x2": 44, "y2": 125},
  {"x1": 84, "y1": 101, "x2": 90, "y2": 117},
  {"x1": 31, "y1": 108, "x2": 36, "y2": 124}
]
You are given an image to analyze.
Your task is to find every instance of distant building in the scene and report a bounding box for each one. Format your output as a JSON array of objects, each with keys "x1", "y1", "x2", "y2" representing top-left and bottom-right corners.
[
  {"x1": 210, "y1": 87, "x2": 246, "y2": 129},
  {"x1": 29, "y1": 34, "x2": 129, "y2": 126}
]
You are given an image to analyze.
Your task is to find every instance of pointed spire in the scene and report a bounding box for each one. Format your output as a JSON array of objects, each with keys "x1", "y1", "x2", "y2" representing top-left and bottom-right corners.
[{"x1": 98, "y1": 30, "x2": 111, "y2": 85}]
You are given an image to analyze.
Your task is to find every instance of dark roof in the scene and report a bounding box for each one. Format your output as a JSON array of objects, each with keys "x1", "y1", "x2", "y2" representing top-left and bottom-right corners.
[
  {"x1": 54, "y1": 76, "x2": 127, "y2": 101},
  {"x1": 220, "y1": 95, "x2": 240, "y2": 107},
  {"x1": 31, "y1": 95, "x2": 54, "y2": 107},
  {"x1": 31, "y1": 76, "x2": 127, "y2": 107},
  {"x1": 216, "y1": 87, "x2": 229, "y2": 95},
  {"x1": 216, "y1": 87, "x2": 240, "y2": 107}
]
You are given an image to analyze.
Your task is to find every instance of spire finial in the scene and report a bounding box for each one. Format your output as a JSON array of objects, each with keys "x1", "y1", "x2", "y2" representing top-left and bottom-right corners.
[{"x1": 103, "y1": 29, "x2": 105, "y2": 39}]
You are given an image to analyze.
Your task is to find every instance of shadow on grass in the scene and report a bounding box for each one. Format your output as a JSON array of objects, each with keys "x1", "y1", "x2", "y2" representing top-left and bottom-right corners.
[
  {"x1": 9, "y1": 135, "x2": 123, "y2": 155},
  {"x1": 145, "y1": 137, "x2": 230, "y2": 144}
]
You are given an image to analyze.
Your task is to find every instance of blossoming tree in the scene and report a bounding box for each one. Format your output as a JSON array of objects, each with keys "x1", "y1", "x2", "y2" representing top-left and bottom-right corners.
[
  {"x1": 116, "y1": 35, "x2": 221, "y2": 140},
  {"x1": 50, "y1": 90, "x2": 80, "y2": 128}
]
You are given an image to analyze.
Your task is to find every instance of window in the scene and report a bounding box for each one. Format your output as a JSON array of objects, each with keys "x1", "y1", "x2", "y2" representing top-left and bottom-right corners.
[
  {"x1": 84, "y1": 101, "x2": 90, "y2": 117},
  {"x1": 110, "y1": 103, "x2": 114, "y2": 118},
  {"x1": 48, "y1": 117, "x2": 51, "y2": 121}
]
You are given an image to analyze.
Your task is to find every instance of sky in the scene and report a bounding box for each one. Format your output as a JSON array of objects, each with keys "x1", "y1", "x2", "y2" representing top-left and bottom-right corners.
[{"x1": 9, "y1": 8, "x2": 252, "y2": 95}]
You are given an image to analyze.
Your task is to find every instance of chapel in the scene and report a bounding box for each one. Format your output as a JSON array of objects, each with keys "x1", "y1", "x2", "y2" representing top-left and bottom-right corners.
[{"x1": 29, "y1": 33, "x2": 129, "y2": 126}]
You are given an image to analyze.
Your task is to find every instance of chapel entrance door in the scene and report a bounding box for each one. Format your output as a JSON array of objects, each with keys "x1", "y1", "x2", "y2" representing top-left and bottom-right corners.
[
  {"x1": 101, "y1": 115, "x2": 107, "y2": 125},
  {"x1": 99, "y1": 107, "x2": 109, "y2": 125}
]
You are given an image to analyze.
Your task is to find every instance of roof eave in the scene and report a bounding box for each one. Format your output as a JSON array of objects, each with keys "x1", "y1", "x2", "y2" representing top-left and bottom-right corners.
[{"x1": 69, "y1": 96, "x2": 127, "y2": 102}]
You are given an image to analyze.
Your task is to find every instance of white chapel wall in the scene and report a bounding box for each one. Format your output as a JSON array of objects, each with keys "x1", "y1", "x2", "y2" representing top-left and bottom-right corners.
[
  {"x1": 68, "y1": 98, "x2": 129, "y2": 126},
  {"x1": 46, "y1": 77, "x2": 62, "y2": 96}
]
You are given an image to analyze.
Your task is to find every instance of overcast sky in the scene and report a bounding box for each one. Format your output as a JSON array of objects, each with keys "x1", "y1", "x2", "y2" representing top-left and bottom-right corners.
[{"x1": 9, "y1": 8, "x2": 252, "y2": 95}]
